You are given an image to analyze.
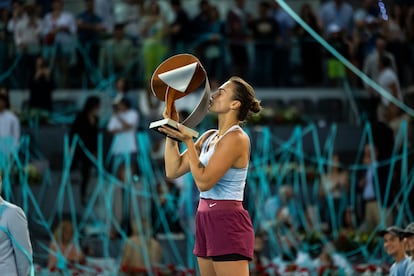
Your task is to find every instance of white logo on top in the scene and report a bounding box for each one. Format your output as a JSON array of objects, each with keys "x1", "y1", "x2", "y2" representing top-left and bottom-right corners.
[{"x1": 209, "y1": 203, "x2": 217, "y2": 208}]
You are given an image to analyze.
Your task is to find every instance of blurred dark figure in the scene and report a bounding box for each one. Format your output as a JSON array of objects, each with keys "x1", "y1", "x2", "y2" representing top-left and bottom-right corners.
[
  {"x1": 248, "y1": 1, "x2": 280, "y2": 87},
  {"x1": 168, "y1": 0, "x2": 190, "y2": 55},
  {"x1": 69, "y1": 95, "x2": 101, "y2": 205},
  {"x1": 13, "y1": 4, "x2": 42, "y2": 89},
  {"x1": 76, "y1": 0, "x2": 104, "y2": 87},
  {"x1": 151, "y1": 179, "x2": 183, "y2": 237},
  {"x1": 324, "y1": 24, "x2": 351, "y2": 86},
  {"x1": 28, "y1": 56, "x2": 54, "y2": 112},
  {"x1": 0, "y1": 8, "x2": 10, "y2": 83},
  {"x1": 225, "y1": 0, "x2": 251, "y2": 80},
  {"x1": 0, "y1": 86, "x2": 10, "y2": 108},
  {"x1": 297, "y1": 3, "x2": 323, "y2": 86}
]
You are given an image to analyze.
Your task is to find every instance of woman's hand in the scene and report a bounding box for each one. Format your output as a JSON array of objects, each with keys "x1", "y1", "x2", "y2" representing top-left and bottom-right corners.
[{"x1": 158, "y1": 123, "x2": 193, "y2": 143}]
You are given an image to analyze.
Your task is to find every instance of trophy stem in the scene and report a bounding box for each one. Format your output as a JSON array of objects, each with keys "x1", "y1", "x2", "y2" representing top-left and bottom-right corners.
[{"x1": 165, "y1": 87, "x2": 178, "y2": 121}]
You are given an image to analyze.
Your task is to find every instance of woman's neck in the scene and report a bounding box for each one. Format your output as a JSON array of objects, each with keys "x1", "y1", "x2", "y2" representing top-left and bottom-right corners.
[{"x1": 217, "y1": 116, "x2": 239, "y2": 136}]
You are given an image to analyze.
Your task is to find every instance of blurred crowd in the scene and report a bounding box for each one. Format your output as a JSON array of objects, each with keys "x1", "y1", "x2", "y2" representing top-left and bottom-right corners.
[
  {"x1": 1, "y1": 0, "x2": 414, "y2": 275},
  {"x1": 0, "y1": 0, "x2": 413, "y2": 92}
]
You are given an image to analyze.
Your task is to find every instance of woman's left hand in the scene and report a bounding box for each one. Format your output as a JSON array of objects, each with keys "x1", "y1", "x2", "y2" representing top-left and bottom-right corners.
[{"x1": 159, "y1": 123, "x2": 193, "y2": 143}]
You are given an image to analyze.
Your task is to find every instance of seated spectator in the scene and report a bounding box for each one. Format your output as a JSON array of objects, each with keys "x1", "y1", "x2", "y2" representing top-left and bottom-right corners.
[
  {"x1": 378, "y1": 226, "x2": 410, "y2": 275},
  {"x1": 262, "y1": 185, "x2": 301, "y2": 231},
  {"x1": 151, "y1": 179, "x2": 183, "y2": 237},
  {"x1": 48, "y1": 220, "x2": 85, "y2": 270},
  {"x1": 403, "y1": 223, "x2": 414, "y2": 276},
  {"x1": 120, "y1": 220, "x2": 162, "y2": 274}
]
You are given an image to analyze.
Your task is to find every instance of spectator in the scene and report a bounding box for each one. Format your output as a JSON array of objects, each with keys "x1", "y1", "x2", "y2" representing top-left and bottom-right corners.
[
  {"x1": 376, "y1": 55, "x2": 403, "y2": 124},
  {"x1": 167, "y1": 0, "x2": 191, "y2": 55},
  {"x1": 94, "y1": 0, "x2": 114, "y2": 34},
  {"x1": 382, "y1": 3, "x2": 410, "y2": 86},
  {"x1": 48, "y1": 220, "x2": 85, "y2": 270},
  {"x1": 0, "y1": 85, "x2": 10, "y2": 108},
  {"x1": 107, "y1": 97, "x2": 139, "y2": 233},
  {"x1": 270, "y1": 1, "x2": 295, "y2": 87},
  {"x1": 69, "y1": 95, "x2": 101, "y2": 206},
  {"x1": 363, "y1": 35, "x2": 397, "y2": 85},
  {"x1": 319, "y1": 153, "x2": 349, "y2": 231},
  {"x1": 353, "y1": 0, "x2": 379, "y2": 23},
  {"x1": 35, "y1": 0, "x2": 51, "y2": 16},
  {"x1": 0, "y1": 91, "x2": 20, "y2": 156},
  {"x1": 297, "y1": 3, "x2": 323, "y2": 86},
  {"x1": 324, "y1": 23, "x2": 352, "y2": 86},
  {"x1": 13, "y1": 4, "x2": 42, "y2": 88},
  {"x1": 0, "y1": 175, "x2": 33, "y2": 276},
  {"x1": 42, "y1": 0, "x2": 77, "y2": 88},
  {"x1": 358, "y1": 122, "x2": 394, "y2": 232},
  {"x1": 114, "y1": 0, "x2": 143, "y2": 45},
  {"x1": 119, "y1": 219, "x2": 162, "y2": 274},
  {"x1": 403, "y1": 223, "x2": 414, "y2": 276},
  {"x1": 191, "y1": 0, "x2": 211, "y2": 40},
  {"x1": 362, "y1": 35, "x2": 397, "y2": 121},
  {"x1": 99, "y1": 23, "x2": 135, "y2": 81},
  {"x1": 107, "y1": 97, "x2": 139, "y2": 181},
  {"x1": 112, "y1": 77, "x2": 136, "y2": 110},
  {"x1": 151, "y1": 179, "x2": 183, "y2": 238},
  {"x1": 225, "y1": 0, "x2": 251, "y2": 80},
  {"x1": 0, "y1": 8, "x2": 10, "y2": 82},
  {"x1": 139, "y1": 0, "x2": 167, "y2": 93},
  {"x1": 358, "y1": 142, "x2": 384, "y2": 232},
  {"x1": 76, "y1": 0, "x2": 105, "y2": 87},
  {"x1": 262, "y1": 185, "x2": 301, "y2": 231},
  {"x1": 378, "y1": 226, "x2": 410, "y2": 276},
  {"x1": 204, "y1": 6, "x2": 227, "y2": 82},
  {"x1": 248, "y1": 1, "x2": 280, "y2": 87},
  {"x1": 351, "y1": 15, "x2": 380, "y2": 88},
  {"x1": 28, "y1": 55, "x2": 54, "y2": 112},
  {"x1": 6, "y1": 0, "x2": 26, "y2": 34},
  {"x1": 319, "y1": 0, "x2": 354, "y2": 38}
]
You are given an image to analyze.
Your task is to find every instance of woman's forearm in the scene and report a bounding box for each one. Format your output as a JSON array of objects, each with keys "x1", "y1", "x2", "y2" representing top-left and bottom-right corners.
[
  {"x1": 184, "y1": 139, "x2": 209, "y2": 191},
  {"x1": 164, "y1": 137, "x2": 184, "y2": 178}
]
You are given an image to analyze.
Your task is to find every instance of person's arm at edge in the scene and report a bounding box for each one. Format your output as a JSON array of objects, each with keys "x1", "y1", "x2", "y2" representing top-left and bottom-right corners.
[{"x1": 7, "y1": 207, "x2": 33, "y2": 276}]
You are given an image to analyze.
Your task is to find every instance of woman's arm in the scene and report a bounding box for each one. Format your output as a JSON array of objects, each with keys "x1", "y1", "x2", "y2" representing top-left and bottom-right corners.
[
  {"x1": 183, "y1": 129, "x2": 249, "y2": 192},
  {"x1": 163, "y1": 129, "x2": 214, "y2": 179},
  {"x1": 164, "y1": 137, "x2": 190, "y2": 178}
]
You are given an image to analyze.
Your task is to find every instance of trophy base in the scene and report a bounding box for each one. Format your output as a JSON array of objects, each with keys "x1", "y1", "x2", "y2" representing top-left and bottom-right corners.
[{"x1": 149, "y1": 118, "x2": 199, "y2": 139}]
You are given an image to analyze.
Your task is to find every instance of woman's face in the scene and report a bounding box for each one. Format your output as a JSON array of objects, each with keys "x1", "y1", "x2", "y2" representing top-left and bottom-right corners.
[{"x1": 209, "y1": 81, "x2": 237, "y2": 113}]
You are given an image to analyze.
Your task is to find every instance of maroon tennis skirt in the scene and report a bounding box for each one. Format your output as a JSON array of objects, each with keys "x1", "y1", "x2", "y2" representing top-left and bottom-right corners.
[{"x1": 193, "y1": 198, "x2": 254, "y2": 260}]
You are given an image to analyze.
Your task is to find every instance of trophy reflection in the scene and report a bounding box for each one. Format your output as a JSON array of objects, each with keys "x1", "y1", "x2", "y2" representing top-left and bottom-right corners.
[{"x1": 149, "y1": 54, "x2": 210, "y2": 139}]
